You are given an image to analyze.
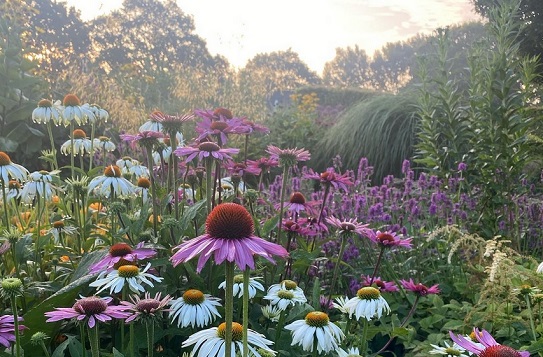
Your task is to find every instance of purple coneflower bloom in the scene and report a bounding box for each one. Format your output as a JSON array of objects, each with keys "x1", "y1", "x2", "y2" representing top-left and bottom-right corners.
[
  {"x1": 120, "y1": 130, "x2": 165, "y2": 149},
  {"x1": 266, "y1": 145, "x2": 310, "y2": 167},
  {"x1": 241, "y1": 119, "x2": 270, "y2": 135},
  {"x1": 0, "y1": 315, "x2": 25, "y2": 349},
  {"x1": 45, "y1": 296, "x2": 130, "y2": 328},
  {"x1": 326, "y1": 216, "x2": 368, "y2": 236},
  {"x1": 360, "y1": 275, "x2": 399, "y2": 292},
  {"x1": 450, "y1": 328, "x2": 530, "y2": 357},
  {"x1": 121, "y1": 292, "x2": 172, "y2": 323},
  {"x1": 305, "y1": 168, "x2": 353, "y2": 192},
  {"x1": 170, "y1": 202, "x2": 288, "y2": 272},
  {"x1": 281, "y1": 191, "x2": 315, "y2": 216},
  {"x1": 246, "y1": 157, "x2": 279, "y2": 176},
  {"x1": 174, "y1": 141, "x2": 239, "y2": 164},
  {"x1": 89, "y1": 242, "x2": 157, "y2": 274},
  {"x1": 400, "y1": 279, "x2": 440, "y2": 296},
  {"x1": 195, "y1": 108, "x2": 247, "y2": 144},
  {"x1": 365, "y1": 230, "x2": 412, "y2": 249}
]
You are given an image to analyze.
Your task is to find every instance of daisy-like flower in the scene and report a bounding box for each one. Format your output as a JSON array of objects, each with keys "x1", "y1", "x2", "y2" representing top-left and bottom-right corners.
[
  {"x1": 87, "y1": 165, "x2": 136, "y2": 198},
  {"x1": 218, "y1": 274, "x2": 265, "y2": 299},
  {"x1": 47, "y1": 220, "x2": 78, "y2": 244},
  {"x1": 400, "y1": 279, "x2": 440, "y2": 296},
  {"x1": 60, "y1": 94, "x2": 95, "y2": 126},
  {"x1": 337, "y1": 347, "x2": 363, "y2": 357},
  {"x1": 0, "y1": 152, "x2": 29, "y2": 183},
  {"x1": 513, "y1": 284, "x2": 541, "y2": 296},
  {"x1": 365, "y1": 230, "x2": 412, "y2": 249},
  {"x1": 450, "y1": 328, "x2": 530, "y2": 357},
  {"x1": 360, "y1": 275, "x2": 399, "y2": 292},
  {"x1": 182, "y1": 321, "x2": 276, "y2": 357},
  {"x1": 151, "y1": 111, "x2": 194, "y2": 133},
  {"x1": 121, "y1": 292, "x2": 172, "y2": 323},
  {"x1": 83, "y1": 103, "x2": 109, "y2": 123},
  {"x1": 429, "y1": 341, "x2": 470, "y2": 356},
  {"x1": 4, "y1": 180, "x2": 21, "y2": 200},
  {"x1": 89, "y1": 242, "x2": 157, "y2": 273},
  {"x1": 263, "y1": 280, "x2": 307, "y2": 311},
  {"x1": 45, "y1": 296, "x2": 129, "y2": 328},
  {"x1": 20, "y1": 170, "x2": 59, "y2": 204},
  {"x1": 266, "y1": 145, "x2": 310, "y2": 167},
  {"x1": 120, "y1": 131, "x2": 165, "y2": 151},
  {"x1": 285, "y1": 311, "x2": 344, "y2": 353},
  {"x1": 261, "y1": 304, "x2": 282, "y2": 322},
  {"x1": 129, "y1": 160, "x2": 150, "y2": 178},
  {"x1": 170, "y1": 202, "x2": 288, "y2": 272},
  {"x1": 282, "y1": 192, "x2": 315, "y2": 215},
  {"x1": 135, "y1": 177, "x2": 151, "y2": 203},
  {"x1": 32, "y1": 99, "x2": 62, "y2": 125},
  {"x1": 93, "y1": 136, "x2": 116, "y2": 152},
  {"x1": 60, "y1": 129, "x2": 93, "y2": 156},
  {"x1": 174, "y1": 141, "x2": 240, "y2": 164},
  {"x1": 139, "y1": 110, "x2": 165, "y2": 133},
  {"x1": 304, "y1": 168, "x2": 353, "y2": 192},
  {"x1": 344, "y1": 287, "x2": 391, "y2": 321},
  {"x1": 326, "y1": 216, "x2": 369, "y2": 236},
  {"x1": 89, "y1": 262, "x2": 163, "y2": 294},
  {"x1": 332, "y1": 296, "x2": 350, "y2": 314},
  {"x1": 169, "y1": 289, "x2": 221, "y2": 328},
  {"x1": 195, "y1": 108, "x2": 247, "y2": 144},
  {"x1": 246, "y1": 157, "x2": 279, "y2": 176},
  {"x1": 0, "y1": 315, "x2": 26, "y2": 349}
]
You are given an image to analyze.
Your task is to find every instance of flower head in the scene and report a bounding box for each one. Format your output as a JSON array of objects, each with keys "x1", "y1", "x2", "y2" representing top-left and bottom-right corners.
[
  {"x1": 449, "y1": 328, "x2": 529, "y2": 357},
  {"x1": 400, "y1": 279, "x2": 440, "y2": 296},
  {"x1": 88, "y1": 165, "x2": 136, "y2": 198},
  {"x1": 365, "y1": 230, "x2": 412, "y2": 249},
  {"x1": 0, "y1": 152, "x2": 29, "y2": 183},
  {"x1": 174, "y1": 141, "x2": 239, "y2": 164},
  {"x1": 32, "y1": 99, "x2": 62, "y2": 125},
  {"x1": 60, "y1": 94, "x2": 95, "y2": 126},
  {"x1": 304, "y1": 167, "x2": 353, "y2": 192},
  {"x1": 0, "y1": 315, "x2": 26, "y2": 348},
  {"x1": 89, "y1": 262, "x2": 163, "y2": 294},
  {"x1": 45, "y1": 296, "x2": 129, "y2": 328},
  {"x1": 182, "y1": 321, "x2": 276, "y2": 357},
  {"x1": 60, "y1": 129, "x2": 93, "y2": 156},
  {"x1": 120, "y1": 131, "x2": 165, "y2": 151},
  {"x1": 170, "y1": 203, "x2": 288, "y2": 272},
  {"x1": 326, "y1": 216, "x2": 368, "y2": 236},
  {"x1": 218, "y1": 274, "x2": 265, "y2": 299},
  {"x1": 169, "y1": 289, "x2": 222, "y2": 328},
  {"x1": 337, "y1": 347, "x2": 363, "y2": 357},
  {"x1": 360, "y1": 275, "x2": 399, "y2": 292},
  {"x1": 150, "y1": 111, "x2": 194, "y2": 132},
  {"x1": 121, "y1": 292, "x2": 171, "y2": 323},
  {"x1": 344, "y1": 287, "x2": 391, "y2": 321},
  {"x1": 429, "y1": 341, "x2": 470, "y2": 357},
  {"x1": 266, "y1": 145, "x2": 310, "y2": 167},
  {"x1": 284, "y1": 311, "x2": 344, "y2": 353},
  {"x1": 89, "y1": 242, "x2": 157, "y2": 274},
  {"x1": 263, "y1": 280, "x2": 307, "y2": 311},
  {"x1": 195, "y1": 108, "x2": 247, "y2": 144}
]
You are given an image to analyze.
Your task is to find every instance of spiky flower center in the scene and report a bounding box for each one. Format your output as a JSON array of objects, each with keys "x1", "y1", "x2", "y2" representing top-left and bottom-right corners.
[
  {"x1": 109, "y1": 243, "x2": 132, "y2": 257},
  {"x1": 377, "y1": 232, "x2": 395, "y2": 244},
  {"x1": 320, "y1": 171, "x2": 336, "y2": 182},
  {"x1": 305, "y1": 311, "x2": 329, "y2": 327},
  {"x1": 289, "y1": 192, "x2": 306, "y2": 204},
  {"x1": 98, "y1": 136, "x2": 109, "y2": 142},
  {"x1": 136, "y1": 298, "x2": 161, "y2": 313},
  {"x1": 73, "y1": 129, "x2": 87, "y2": 139},
  {"x1": 210, "y1": 121, "x2": 229, "y2": 131},
  {"x1": 63, "y1": 94, "x2": 81, "y2": 107},
  {"x1": 113, "y1": 258, "x2": 133, "y2": 270},
  {"x1": 198, "y1": 142, "x2": 221, "y2": 152},
  {"x1": 150, "y1": 111, "x2": 164, "y2": 121},
  {"x1": 137, "y1": 178, "x2": 151, "y2": 188},
  {"x1": 217, "y1": 322, "x2": 243, "y2": 340},
  {"x1": 183, "y1": 289, "x2": 205, "y2": 305},
  {"x1": 357, "y1": 287, "x2": 381, "y2": 300},
  {"x1": 104, "y1": 165, "x2": 122, "y2": 177},
  {"x1": 341, "y1": 222, "x2": 357, "y2": 231},
  {"x1": 38, "y1": 99, "x2": 53, "y2": 107},
  {"x1": 277, "y1": 290, "x2": 294, "y2": 299},
  {"x1": 8, "y1": 180, "x2": 20, "y2": 189},
  {"x1": 519, "y1": 284, "x2": 533, "y2": 295},
  {"x1": 213, "y1": 107, "x2": 233, "y2": 119},
  {"x1": 479, "y1": 345, "x2": 522, "y2": 357},
  {"x1": 206, "y1": 203, "x2": 254, "y2": 239},
  {"x1": 53, "y1": 220, "x2": 65, "y2": 229},
  {"x1": 282, "y1": 280, "x2": 298, "y2": 290},
  {"x1": 74, "y1": 296, "x2": 108, "y2": 316},
  {"x1": 0, "y1": 152, "x2": 11, "y2": 166},
  {"x1": 1, "y1": 277, "x2": 22, "y2": 291},
  {"x1": 117, "y1": 265, "x2": 140, "y2": 278},
  {"x1": 233, "y1": 274, "x2": 244, "y2": 284}
]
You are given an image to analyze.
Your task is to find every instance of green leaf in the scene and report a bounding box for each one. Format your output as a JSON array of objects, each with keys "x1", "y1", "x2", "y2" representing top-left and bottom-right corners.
[{"x1": 0, "y1": 137, "x2": 18, "y2": 152}]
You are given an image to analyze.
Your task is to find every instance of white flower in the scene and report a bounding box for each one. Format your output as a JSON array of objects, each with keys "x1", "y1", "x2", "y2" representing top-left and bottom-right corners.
[
  {"x1": 48, "y1": 221, "x2": 78, "y2": 244},
  {"x1": 61, "y1": 101, "x2": 95, "y2": 126},
  {"x1": 344, "y1": 287, "x2": 390, "y2": 321},
  {"x1": 82, "y1": 103, "x2": 109, "y2": 123},
  {"x1": 261, "y1": 305, "x2": 282, "y2": 322},
  {"x1": 153, "y1": 145, "x2": 172, "y2": 165},
  {"x1": 337, "y1": 347, "x2": 362, "y2": 357},
  {"x1": 60, "y1": 130, "x2": 93, "y2": 156},
  {"x1": 0, "y1": 152, "x2": 28, "y2": 183},
  {"x1": 93, "y1": 137, "x2": 116, "y2": 152},
  {"x1": 537, "y1": 261, "x2": 543, "y2": 274},
  {"x1": 429, "y1": 341, "x2": 470, "y2": 356},
  {"x1": 89, "y1": 262, "x2": 162, "y2": 294},
  {"x1": 169, "y1": 289, "x2": 221, "y2": 328},
  {"x1": 182, "y1": 322, "x2": 276, "y2": 357},
  {"x1": 263, "y1": 280, "x2": 307, "y2": 311},
  {"x1": 139, "y1": 119, "x2": 162, "y2": 133},
  {"x1": 20, "y1": 170, "x2": 59, "y2": 204},
  {"x1": 332, "y1": 296, "x2": 350, "y2": 314},
  {"x1": 88, "y1": 165, "x2": 135, "y2": 198},
  {"x1": 285, "y1": 311, "x2": 344, "y2": 354},
  {"x1": 32, "y1": 99, "x2": 63, "y2": 125},
  {"x1": 218, "y1": 274, "x2": 265, "y2": 299}
]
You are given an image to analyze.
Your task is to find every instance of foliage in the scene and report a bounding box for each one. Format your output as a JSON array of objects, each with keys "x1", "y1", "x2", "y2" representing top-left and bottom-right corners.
[{"x1": 322, "y1": 45, "x2": 372, "y2": 88}]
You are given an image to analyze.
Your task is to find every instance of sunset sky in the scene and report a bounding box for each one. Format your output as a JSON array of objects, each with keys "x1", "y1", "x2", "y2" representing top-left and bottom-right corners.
[{"x1": 64, "y1": 0, "x2": 482, "y2": 74}]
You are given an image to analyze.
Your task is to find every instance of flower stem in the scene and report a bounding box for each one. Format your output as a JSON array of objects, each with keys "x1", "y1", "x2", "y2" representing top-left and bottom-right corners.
[
  {"x1": 70, "y1": 121, "x2": 75, "y2": 179},
  {"x1": 10, "y1": 296, "x2": 20, "y2": 357},
  {"x1": 225, "y1": 262, "x2": 235, "y2": 357},
  {"x1": 1, "y1": 177, "x2": 10, "y2": 231},
  {"x1": 275, "y1": 309, "x2": 287, "y2": 345},
  {"x1": 146, "y1": 320, "x2": 155, "y2": 357},
  {"x1": 205, "y1": 158, "x2": 214, "y2": 215},
  {"x1": 242, "y1": 269, "x2": 250, "y2": 357},
  {"x1": 525, "y1": 294, "x2": 538, "y2": 342},
  {"x1": 88, "y1": 325, "x2": 100, "y2": 357},
  {"x1": 80, "y1": 323, "x2": 87, "y2": 357},
  {"x1": 39, "y1": 340, "x2": 51, "y2": 357},
  {"x1": 376, "y1": 295, "x2": 420, "y2": 354},
  {"x1": 46, "y1": 121, "x2": 58, "y2": 171},
  {"x1": 370, "y1": 247, "x2": 386, "y2": 284},
  {"x1": 327, "y1": 232, "x2": 348, "y2": 311},
  {"x1": 145, "y1": 147, "x2": 159, "y2": 237},
  {"x1": 129, "y1": 323, "x2": 135, "y2": 357},
  {"x1": 277, "y1": 166, "x2": 289, "y2": 247}
]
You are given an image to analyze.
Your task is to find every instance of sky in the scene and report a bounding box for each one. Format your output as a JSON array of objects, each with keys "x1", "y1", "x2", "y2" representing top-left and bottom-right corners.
[{"x1": 64, "y1": 0, "x2": 482, "y2": 74}]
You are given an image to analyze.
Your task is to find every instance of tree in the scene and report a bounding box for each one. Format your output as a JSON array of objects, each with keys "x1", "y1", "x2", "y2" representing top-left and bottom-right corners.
[{"x1": 322, "y1": 45, "x2": 372, "y2": 88}]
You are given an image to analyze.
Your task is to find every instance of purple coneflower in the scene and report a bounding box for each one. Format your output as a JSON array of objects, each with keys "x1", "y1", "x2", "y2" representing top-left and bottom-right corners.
[
  {"x1": 325, "y1": 216, "x2": 368, "y2": 236},
  {"x1": 304, "y1": 168, "x2": 353, "y2": 192},
  {"x1": 360, "y1": 275, "x2": 399, "y2": 292},
  {"x1": 400, "y1": 279, "x2": 440, "y2": 296},
  {"x1": 246, "y1": 157, "x2": 279, "y2": 176},
  {"x1": 120, "y1": 130, "x2": 165, "y2": 151},
  {"x1": 450, "y1": 328, "x2": 529, "y2": 357},
  {"x1": 45, "y1": 296, "x2": 129, "y2": 328},
  {"x1": 0, "y1": 315, "x2": 25, "y2": 349},
  {"x1": 121, "y1": 292, "x2": 172, "y2": 323},
  {"x1": 174, "y1": 141, "x2": 239, "y2": 164},
  {"x1": 195, "y1": 108, "x2": 247, "y2": 144},
  {"x1": 170, "y1": 202, "x2": 288, "y2": 272},
  {"x1": 266, "y1": 145, "x2": 310, "y2": 167},
  {"x1": 89, "y1": 242, "x2": 157, "y2": 274},
  {"x1": 365, "y1": 230, "x2": 412, "y2": 249}
]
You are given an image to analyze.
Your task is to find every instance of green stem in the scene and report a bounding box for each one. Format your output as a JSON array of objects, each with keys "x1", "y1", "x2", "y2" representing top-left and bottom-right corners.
[
  {"x1": 88, "y1": 325, "x2": 100, "y2": 357},
  {"x1": 1, "y1": 177, "x2": 10, "y2": 231},
  {"x1": 525, "y1": 294, "x2": 538, "y2": 342},
  {"x1": 121, "y1": 285, "x2": 127, "y2": 353},
  {"x1": 370, "y1": 247, "x2": 386, "y2": 284},
  {"x1": 129, "y1": 323, "x2": 135, "y2": 357},
  {"x1": 277, "y1": 166, "x2": 289, "y2": 247},
  {"x1": 89, "y1": 123, "x2": 95, "y2": 172},
  {"x1": 326, "y1": 232, "x2": 348, "y2": 311},
  {"x1": 145, "y1": 147, "x2": 159, "y2": 238},
  {"x1": 275, "y1": 309, "x2": 287, "y2": 345},
  {"x1": 170, "y1": 130, "x2": 180, "y2": 221},
  {"x1": 242, "y1": 269, "x2": 250, "y2": 357},
  {"x1": 80, "y1": 323, "x2": 87, "y2": 357},
  {"x1": 46, "y1": 121, "x2": 58, "y2": 170},
  {"x1": 312, "y1": 338, "x2": 318, "y2": 357},
  {"x1": 360, "y1": 317, "x2": 369, "y2": 356},
  {"x1": 11, "y1": 296, "x2": 20, "y2": 357},
  {"x1": 146, "y1": 320, "x2": 155, "y2": 357},
  {"x1": 39, "y1": 340, "x2": 51, "y2": 357},
  {"x1": 225, "y1": 262, "x2": 235, "y2": 357},
  {"x1": 70, "y1": 122, "x2": 75, "y2": 179},
  {"x1": 205, "y1": 158, "x2": 214, "y2": 215}
]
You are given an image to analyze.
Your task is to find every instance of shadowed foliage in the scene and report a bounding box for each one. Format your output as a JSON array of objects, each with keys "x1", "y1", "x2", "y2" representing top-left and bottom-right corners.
[{"x1": 315, "y1": 92, "x2": 418, "y2": 183}]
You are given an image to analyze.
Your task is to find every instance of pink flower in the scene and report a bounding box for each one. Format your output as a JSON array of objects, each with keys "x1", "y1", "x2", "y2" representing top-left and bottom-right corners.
[
  {"x1": 360, "y1": 275, "x2": 399, "y2": 292},
  {"x1": 365, "y1": 230, "x2": 412, "y2": 249},
  {"x1": 0, "y1": 315, "x2": 26, "y2": 348},
  {"x1": 170, "y1": 203, "x2": 288, "y2": 272},
  {"x1": 450, "y1": 328, "x2": 530, "y2": 357},
  {"x1": 326, "y1": 216, "x2": 368, "y2": 236},
  {"x1": 266, "y1": 145, "x2": 310, "y2": 167},
  {"x1": 195, "y1": 108, "x2": 248, "y2": 144},
  {"x1": 45, "y1": 296, "x2": 130, "y2": 328},
  {"x1": 174, "y1": 141, "x2": 239, "y2": 163},
  {"x1": 304, "y1": 168, "x2": 353, "y2": 192},
  {"x1": 246, "y1": 157, "x2": 279, "y2": 176},
  {"x1": 120, "y1": 292, "x2": 172, "y2": 323},
  {"x1": 120, "y1": 131, "x2": 165, "y2": 150},
  {"x1": 89, "y1": 242, "x2": 157, "y2": 274},
  {"x1": 400, "y1": 279, "x2": 440, "y2": 296},
  {"x1": 281, "y1": 192, "x2": 317, "y2": 216}
]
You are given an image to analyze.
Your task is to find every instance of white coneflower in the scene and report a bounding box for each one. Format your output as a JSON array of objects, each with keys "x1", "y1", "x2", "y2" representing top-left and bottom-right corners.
[
  {"x1": 87, "y1": 165, "x2": 135, "y2": 198},
  {"x1": 218, "y1": 274, "x2": 265, "y2": 299},
  {"x1": 93, "y1": 136, "x2": 116, "y2": 152},
  {"x1": 20, "y1": 170, "x2": 58, "y2": 204},
  {"x1": 60, "y1": 129, "x2": 93, "y2": 156},
  {"x1": 337, "y1": 347, "x2": 363, "y2": 357},
  {"x1": 344, "y1": 287, "x2": 390, "y2": 321},
  {"x1": 261, "y1": 305, "x2": 282, "y2": 322},
  {"x1": 0, "y1": 152, "x2": 28, "y2": 184},
  {"x1": 285, "y1": 311, "x2": 344, "y2": 354},
  {"x1": 263, "y1": 280, "x2": 307, "y2": 311},
  {"x1": 429, "y1": 341, "x2": 470, "y2": 357},
  {"x1": 60, "y1": 94, "x2": 95, "y2": 126},
  {"x1": 89, "y1": 262, "x2": 162, "y2": 294},
  {"x1": 32, "y1": 99, "x2": 62, "y2": 125},
  {"x1": 169, "y1": 289, "x2": 221, "y2": 328}
]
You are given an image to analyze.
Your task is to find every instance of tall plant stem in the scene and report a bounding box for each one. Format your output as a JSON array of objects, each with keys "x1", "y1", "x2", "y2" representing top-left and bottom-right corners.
[
  {"x1": 327, "y1": 233, "x2": 348, "y2": 311},
  {"x1": 46, "y1": 121, "x2": 58, "y2": 170},
  {"x1": 274, "y1": 309, "x2": 287, "y2": 345},
  {"x1": 70, "y1": 122, "x2": 75, "y2": 179},
  {"x1": 146, "y1": 320, "x2": 155, "y2": 357},
  {"x1": 376, "y1": 295, "x2": 420, "y2": 354},
  {"x1": 129, "y1": 324, "x2": 135, "y2": 357},
  {"x1": 11, "y1": 296, "x2": 20, "y2": 357},
  {"x1": 169, "y1": 130, "x2": 180, "y2": 221},
  {"x1": 145, "y1": 147, "x2": 159, "y2": 237},
  {"x1": 88, "y1": 325, "x2": 100, "y2": 357},
  {"x1": 242, "y1": 269, "x2": 250, "y2": 357},
  {"x1": 1, "y1": 177, "x2": 10, "y2": 231},
  {"x1": 370, "y1": 247, "x2": 386, "y2": 284},
  {"x1": 525, "y1": 294, "x2": 538, "y2": 342},
  {"x1": 79, "y1": 323, "x2": 87, "y2": 357},
  {"x1": 204, "y1": 158, "x2": 214, "y2": 215},
  {"x1": 276, "y1": 166, "x2": 289, "y2": 247},
  {"x1": 225, "y1": 262, "x2": 235, "y2": 357},
  {"x1": 89, "y1": 123, "x2": 96, "y2": 172}
]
